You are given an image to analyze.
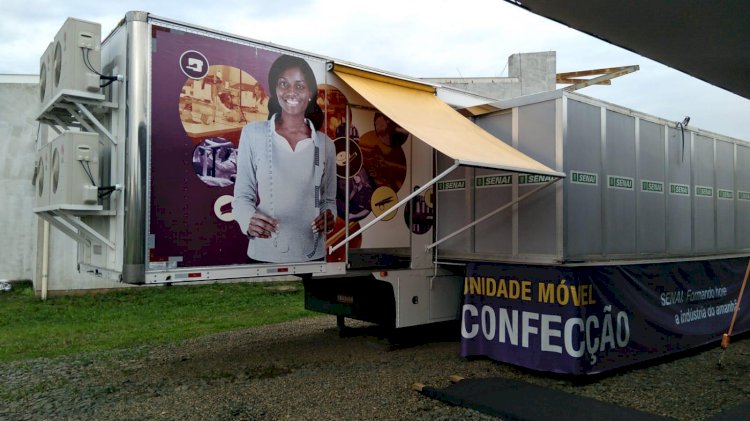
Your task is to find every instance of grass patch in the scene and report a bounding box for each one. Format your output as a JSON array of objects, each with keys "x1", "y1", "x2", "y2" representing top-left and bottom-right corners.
[{"x1": 0, "y1": 281, "x2": 316, "y2": 362}]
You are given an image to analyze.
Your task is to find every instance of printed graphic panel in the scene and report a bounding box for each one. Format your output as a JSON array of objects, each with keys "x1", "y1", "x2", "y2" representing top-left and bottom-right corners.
[
  {"x1": 339, "y1": 107, "x2": 414, "y2": 249},
  {"x1": 151, "y1": 26, "x2": 339, "y2": 268},
  {"x1": 461, "y1": 258, "x2": 750, "y2": 375},
  {"x1": 150, "y1": 26, "x2": 417, "y2": 269}
]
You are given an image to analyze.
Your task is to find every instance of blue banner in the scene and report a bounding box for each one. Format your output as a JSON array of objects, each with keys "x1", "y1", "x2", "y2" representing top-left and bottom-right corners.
[{"x1": 460, "y1": 258, "x2": 750, "y2": 375}]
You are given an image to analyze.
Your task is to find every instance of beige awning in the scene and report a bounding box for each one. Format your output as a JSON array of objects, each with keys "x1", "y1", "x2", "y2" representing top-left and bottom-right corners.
[
  {"x1": 327, "y1": 64, "x2": 565, "y2": 254},
  {"x1": 333, "y1": 64, "x2": 565, "y2": 178}
]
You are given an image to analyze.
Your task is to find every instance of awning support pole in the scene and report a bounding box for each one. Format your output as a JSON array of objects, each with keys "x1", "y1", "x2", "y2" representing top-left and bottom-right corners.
[
  {"x1": 329, "y1": 162, "x2": 460, "y2": 254},
  {"x1": 426, "y1": 177, "x2": 560, "y2": 251}
]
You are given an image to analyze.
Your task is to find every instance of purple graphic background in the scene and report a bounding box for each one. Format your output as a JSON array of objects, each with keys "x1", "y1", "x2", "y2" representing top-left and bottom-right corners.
[
  {"x1": 461, "y1": 258, "x2": 750, "y2": 375},
  {"x1": 149, "y1": 26, "x2": 280, "y2": 267}
]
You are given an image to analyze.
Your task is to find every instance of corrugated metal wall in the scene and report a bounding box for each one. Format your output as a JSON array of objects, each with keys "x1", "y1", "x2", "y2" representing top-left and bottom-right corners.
[
  {"x1": 517, "y1": 101, "x2": 558, "y2": 257},
  {"x1": 738, "y1": 146, "x2": 750, "y2": 248},
  {"x1": 461, "y1": 93, "x2": 750, "y2": 264},
  {"x1": 564, "y1": 96, "x2": 750, "y2": 261},
  {"x1": 474, "y1": 112, "x2": 513, "y2": 256},
  {"x1": 565, "y1": 99, "x2": 602, "y2": 259},
  {"x1": 437, "y1": 101, "x2": 562, "y2": 263},
  {"x1": 636, "y1": 119, "x2": 666, "y2": 255},
  {"x1": 568, "y1": 96, "x2": 750, "y2": 261}
]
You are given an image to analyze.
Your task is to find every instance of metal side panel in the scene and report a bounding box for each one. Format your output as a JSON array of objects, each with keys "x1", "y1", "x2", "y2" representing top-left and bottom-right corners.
[
  {"x1": 122, "y1": 12, "x2": 150, "y2": 283},
  {"x1": 374, "y1": 268, "x2": 462, "y2": 328},
  {"x1": 604, "y1": 109, "x2": 637, "y2": 256},
  {"x1": 473, "y1": 112, "x2": 513, "y2": 256},
  {"x1": 715, "y1": 139, "x2": 736, "y2": 251},
  {"x1": 636, "y1": 119, "x2": 666, "y2": 255},
  {"x1": 517, "y1": 100, "x2": 558, "y2": 257},
  {"x1": 429, "y1": 273, "x2": 463, "y2": 322},
  {"x1": 736, "y1": 144, "x2": 750, "y2": 248},
  {"x1": 72, "y1": 18, "x2": 129, "y2": 278},
  {"x1": 102, "y1": 22, "x2": 128, "y2": 276},
  {"x1": 436, "y1": 153, "x2": 471, "y2": 254},
  {"x1": 564, "y1": 99, "x2": 603, "y2": 259},
  {"x1": 693, "y1": 134, "x2": 716, "y2": 253},
  {"x1": 666, "y1": 126, "x2": 692, "y2": 254}
]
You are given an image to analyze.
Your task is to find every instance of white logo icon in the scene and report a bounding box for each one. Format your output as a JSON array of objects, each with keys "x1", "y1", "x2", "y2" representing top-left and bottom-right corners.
[
  {"x1": 186, "y1": 58, "x2": 204, "y2": 73},
  {"x1": 214, "y1": 195, "x2": 235, "y2": 222}
]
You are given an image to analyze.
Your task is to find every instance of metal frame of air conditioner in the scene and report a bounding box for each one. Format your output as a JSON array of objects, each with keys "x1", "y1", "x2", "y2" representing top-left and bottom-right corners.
[
  {"x1": 35, "y1": 16, "x2": 118, "y2": 253},
  {"x1": 48, "y1": 131, "x2": 100, "y2": 208},
  {"x1": 48, "y1": 17, "x2": 102, "y2": 106},
  {"x1": 39, "y1": 42, "x2": 54, "y2": 104},
  {"x1": 34, "y1": 141, "x2": 52, "y2": 209},
  {"x1": 33, "y1": 129, "x2": 115, "y2": 250}
]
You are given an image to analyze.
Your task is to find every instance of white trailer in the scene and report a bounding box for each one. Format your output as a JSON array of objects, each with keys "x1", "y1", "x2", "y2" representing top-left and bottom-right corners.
[
  {"x1": 33, "y1": 12, "x2": 564, "y2": 328},
  {"x1": 32, "y1": 13, "x2": 750, "y2": 374}
]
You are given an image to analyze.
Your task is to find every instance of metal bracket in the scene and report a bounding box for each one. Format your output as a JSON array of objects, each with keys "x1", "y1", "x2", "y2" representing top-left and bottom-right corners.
[
  {"x1": 35, "y1": 90, "x2": 120, "y2": 252},
  {"x1": 426, "y1": 177, "x2": 561, "y2": 251},
  {"x1": 35, "y1": 207, "x2": 116, "y2": 250},
  {"x1": 39, "y1": 95, "x2": 117, "y2": 145}
]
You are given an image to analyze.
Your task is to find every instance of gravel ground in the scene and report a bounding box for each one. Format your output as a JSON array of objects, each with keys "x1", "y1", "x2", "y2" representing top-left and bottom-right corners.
[{"x1": 1, "y1": 315, "x2": 749, "y2": 421}]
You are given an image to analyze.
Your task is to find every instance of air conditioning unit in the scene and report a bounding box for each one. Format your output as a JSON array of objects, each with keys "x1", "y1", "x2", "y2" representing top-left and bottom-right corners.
[
  {"x1": 34, "y1": 142, "x2": 52, "y2": 209},
  {"x1": 50, "y1": 17, "x2": 102, "y2": 101},
  {"x1": 39, "y1": 42, "x2": 54, "y2": 104},
  {"x1": 49, "y1": 131, "x2": 100, "y2": 208}
]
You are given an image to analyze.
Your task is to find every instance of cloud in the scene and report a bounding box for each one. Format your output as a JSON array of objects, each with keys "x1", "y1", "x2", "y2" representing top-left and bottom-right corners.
[{"x1": 2, "y1": 0, "x2": 748, "y2": 140}]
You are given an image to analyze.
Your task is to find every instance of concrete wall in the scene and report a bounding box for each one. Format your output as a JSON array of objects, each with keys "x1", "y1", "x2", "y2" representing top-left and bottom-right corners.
[
  {"x1": 0, "y1": 76, "x2": 131, "y2": 294},
  {"x1": 507, "y1": 51, "x2": 557, "y2": 95},
  {"x1": 0, "y1": 78, "x2": 39, "y2": 281},
  {"x1": 424, "y1": 51, "x2": 557, "y2": 100}
]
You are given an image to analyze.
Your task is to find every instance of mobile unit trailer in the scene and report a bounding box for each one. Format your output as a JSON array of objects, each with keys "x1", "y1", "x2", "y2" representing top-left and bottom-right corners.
[
  {"x1": 33, "y1": 12, "x2": 750, "y2": 375},
  {"x1": 452, "y1": 90, "x2": 750, "y2": 374},
  {"x1": 440, "y1": 89, "x2": 750, "y2": 264},
  {"x1": 33, "y1": 12, "x2": 563, "y2": 329}
]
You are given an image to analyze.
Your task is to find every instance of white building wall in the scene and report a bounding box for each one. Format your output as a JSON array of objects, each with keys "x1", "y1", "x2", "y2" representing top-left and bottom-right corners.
[
  {"x1": 0, "y1": 78, "x2": 39, "y2": 281},
  {"x1": 1, "y1": 76, "x2": 131, "y2": 293}
]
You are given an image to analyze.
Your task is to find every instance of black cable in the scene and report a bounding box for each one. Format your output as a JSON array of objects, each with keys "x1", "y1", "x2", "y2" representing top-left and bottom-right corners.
[
  {"x1": 85, "y1": 162, "x2": 94, "y2": 184},
  {"x1": 81, "y1": 48, "x2": 119, "y2": 88},
  {"x1": 97, "y1": 186, "x2": 117, "y2": 199},
  {"x1": 676, "y1": 122, "x2": 686, "y2": 163},
  {"x1": 99, "y1": 77, "x2": 117, "y2": 88},
  {"x1": 97, "y1": 187, "x2": 114, "y2": 198},
  {"x1": 79, "y1": 160, "x2": 96, "y2": 186},
  {"x1": 81, "y1": 48, "x2": 102, "y2": 76}
]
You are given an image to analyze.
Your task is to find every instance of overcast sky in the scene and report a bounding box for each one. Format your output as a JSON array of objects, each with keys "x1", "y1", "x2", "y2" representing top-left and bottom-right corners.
[{"x1": 2, "y1": 0, "x2": 749, "y2": 141}]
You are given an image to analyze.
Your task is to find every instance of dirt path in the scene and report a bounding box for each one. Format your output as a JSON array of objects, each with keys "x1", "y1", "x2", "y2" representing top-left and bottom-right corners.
[{"x1": 2, "y1": 316, "x2": 749, "y2": 420}]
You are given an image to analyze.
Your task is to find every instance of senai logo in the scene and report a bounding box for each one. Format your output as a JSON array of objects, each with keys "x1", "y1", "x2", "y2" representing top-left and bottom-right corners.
[{"x1": 180, "y1": 50, "x2": 209, "y2": 79}]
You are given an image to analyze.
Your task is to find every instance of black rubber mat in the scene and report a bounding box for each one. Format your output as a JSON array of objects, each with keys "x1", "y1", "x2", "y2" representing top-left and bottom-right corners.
[{"x1": 419, "y1": 378, "x2": 676, "y2": 421}]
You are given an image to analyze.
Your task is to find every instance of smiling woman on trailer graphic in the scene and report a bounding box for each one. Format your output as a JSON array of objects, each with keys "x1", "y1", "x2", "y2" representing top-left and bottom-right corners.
[{"x1": 232, "y1": 55, "x2": 336, "y2": 263}]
